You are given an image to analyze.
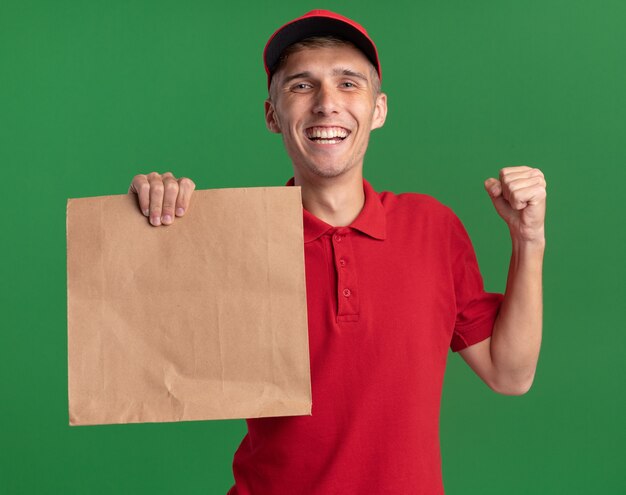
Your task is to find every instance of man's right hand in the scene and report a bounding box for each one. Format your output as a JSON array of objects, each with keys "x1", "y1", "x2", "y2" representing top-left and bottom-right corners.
[{"x1": 129, "y1": 172, "x2": 196, "y2": 226}]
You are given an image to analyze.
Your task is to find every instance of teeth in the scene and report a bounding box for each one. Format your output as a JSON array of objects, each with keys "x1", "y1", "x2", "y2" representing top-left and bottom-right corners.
[{"x1": 306, "y1": 126, "x2": 349, "y2": 139}]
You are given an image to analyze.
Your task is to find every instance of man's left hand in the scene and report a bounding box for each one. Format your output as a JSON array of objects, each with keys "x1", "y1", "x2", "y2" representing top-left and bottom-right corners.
[{"x1": 484, "y1": 166, "x2": 547, "y2": 243}]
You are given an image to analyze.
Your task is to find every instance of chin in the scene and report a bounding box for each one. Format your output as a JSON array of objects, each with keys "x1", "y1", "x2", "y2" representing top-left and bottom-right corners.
[
  {"x1": 309, "y1": 167, "x2": 345, "y2": 179},
  {"x1": 302, "y1": 160, "x2": 353, "y2": 179}
]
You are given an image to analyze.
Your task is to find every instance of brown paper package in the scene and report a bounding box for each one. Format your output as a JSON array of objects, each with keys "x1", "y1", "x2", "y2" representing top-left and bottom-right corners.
[{"x1": 67, "y1": 187, "x2": 312, "y2": 426}]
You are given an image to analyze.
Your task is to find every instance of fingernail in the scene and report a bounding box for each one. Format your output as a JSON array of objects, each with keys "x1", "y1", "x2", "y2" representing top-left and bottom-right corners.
[
  {"x1": 162, "y1": 215, "x2": 172, "y2": 224},
  {"x1": 151, "y1": 216, "x2": 161, "y2": 226},
  {"x1": 143, "y1": 209, "x2": 149, "y2": 217},
  {"x1": 176, "y1": 208, "x2": 185, "y2": 216}
]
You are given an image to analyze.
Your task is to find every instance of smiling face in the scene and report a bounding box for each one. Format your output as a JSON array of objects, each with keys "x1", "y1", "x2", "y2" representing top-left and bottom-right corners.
[{"x1": 265, "y1": 42, "x2": 387, "y2": 181}]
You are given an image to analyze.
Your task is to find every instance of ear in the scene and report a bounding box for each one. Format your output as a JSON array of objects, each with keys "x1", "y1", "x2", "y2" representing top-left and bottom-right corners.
[
  {"x1": 265, "y1": 99, "x2": 282, "y2": 133},
  {"x1": 370, "y1": 92, "x2": 388, "y2": 131}
]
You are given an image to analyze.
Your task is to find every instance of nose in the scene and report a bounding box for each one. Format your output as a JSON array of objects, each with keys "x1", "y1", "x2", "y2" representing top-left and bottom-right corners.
[{"x1": 312, "y1": 83, "x2": 340, "y2": 116}]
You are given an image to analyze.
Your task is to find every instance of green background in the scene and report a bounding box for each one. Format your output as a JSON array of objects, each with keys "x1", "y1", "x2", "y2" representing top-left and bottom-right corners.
[{"x1": 1, "y1": 0, "x2": 624, "y2": 493}]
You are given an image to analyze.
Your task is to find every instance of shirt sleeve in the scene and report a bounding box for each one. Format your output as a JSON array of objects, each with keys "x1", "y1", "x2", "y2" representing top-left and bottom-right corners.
[{"x1": 448, "y1": 212, "x2": 503, "y2": 352}]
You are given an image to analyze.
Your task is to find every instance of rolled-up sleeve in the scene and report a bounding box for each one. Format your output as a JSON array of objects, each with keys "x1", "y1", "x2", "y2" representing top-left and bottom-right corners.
[{"x1": 448, "y1": 214, "x2": 503, "y2": 352}]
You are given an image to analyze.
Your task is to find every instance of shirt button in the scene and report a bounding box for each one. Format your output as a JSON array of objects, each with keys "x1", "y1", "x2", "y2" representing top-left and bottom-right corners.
[
  {"x1": 339, "y1": 258, "x2": 346, "y2": 267},
  {"x1": 342, "y1": 288, "x2": 351, "y2": 297},
  {"x1": 334, "y1": 234, "x2": 342, "y2": 242}
]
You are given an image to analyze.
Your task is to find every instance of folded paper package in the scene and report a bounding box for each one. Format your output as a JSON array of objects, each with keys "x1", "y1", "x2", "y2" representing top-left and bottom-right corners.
[{"x1": 67, "y1": 186, "x2": 311, "y2": 426}]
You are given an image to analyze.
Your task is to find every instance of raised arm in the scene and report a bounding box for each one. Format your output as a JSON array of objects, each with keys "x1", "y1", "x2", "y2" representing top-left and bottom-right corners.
[{"x1": 458, "y1": 166, "x2": 546, "y2": 395}]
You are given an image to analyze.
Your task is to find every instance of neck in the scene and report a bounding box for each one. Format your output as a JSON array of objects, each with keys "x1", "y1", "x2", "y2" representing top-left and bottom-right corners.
[{"x1": 294, "y1": 168, "x2": 365, "y2": 227}]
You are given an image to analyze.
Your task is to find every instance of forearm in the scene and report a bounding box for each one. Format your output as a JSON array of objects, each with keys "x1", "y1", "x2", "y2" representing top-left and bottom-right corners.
[{"x1": 490, "y1": 236, "x2": 545, "y2": 393}]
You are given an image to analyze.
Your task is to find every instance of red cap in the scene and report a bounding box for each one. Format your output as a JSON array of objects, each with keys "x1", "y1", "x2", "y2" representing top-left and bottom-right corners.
[{"x1": 263, "y1": 9, "x2": 382, "y2": 89}]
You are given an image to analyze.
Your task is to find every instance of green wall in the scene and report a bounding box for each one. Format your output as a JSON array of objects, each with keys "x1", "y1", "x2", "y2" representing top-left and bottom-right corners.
[{"x1": 1, "y1": 0, "x2": 624, "y2": 493}]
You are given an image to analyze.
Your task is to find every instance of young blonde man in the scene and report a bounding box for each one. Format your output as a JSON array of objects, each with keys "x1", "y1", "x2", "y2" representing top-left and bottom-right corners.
[{"x1": 129, "y1": 10, "x2": 546, "y2": 494}]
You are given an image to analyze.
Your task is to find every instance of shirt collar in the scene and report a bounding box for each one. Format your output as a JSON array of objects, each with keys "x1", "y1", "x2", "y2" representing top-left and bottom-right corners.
[{"x1": 285, "y1": 177, "x2": 387, "y2": 243}]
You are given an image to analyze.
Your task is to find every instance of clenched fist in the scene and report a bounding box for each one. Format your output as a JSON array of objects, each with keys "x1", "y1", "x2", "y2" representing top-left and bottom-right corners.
[
  {"x1": 129, "y1": 172, "x2": 196, "y2": 226},
  {"x1": 484, "y1": 166, "x2": 547, "y2": 244}
]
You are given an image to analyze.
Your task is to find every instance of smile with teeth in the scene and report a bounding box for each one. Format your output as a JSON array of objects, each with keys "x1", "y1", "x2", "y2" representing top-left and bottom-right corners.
[{"x1": 305, "y1": 126, "x2": 350, "y2": 144}]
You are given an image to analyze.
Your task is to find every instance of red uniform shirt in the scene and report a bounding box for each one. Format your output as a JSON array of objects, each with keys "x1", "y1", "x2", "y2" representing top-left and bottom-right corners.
[{"x1": 229, "y1": 179, "x2": 503, "y2": 494}]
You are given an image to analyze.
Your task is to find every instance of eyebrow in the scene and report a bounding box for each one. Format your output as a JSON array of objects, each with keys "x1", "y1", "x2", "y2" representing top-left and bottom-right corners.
[
  {"x1": 282, "y1": 68, "x2": 369, "y2": 85},
  {"x1": 282, "y1": 71, "x2": 313, "y2": 84},
  {"x1": 332, "y1": 68, "x2": 369, "y2": 81}
]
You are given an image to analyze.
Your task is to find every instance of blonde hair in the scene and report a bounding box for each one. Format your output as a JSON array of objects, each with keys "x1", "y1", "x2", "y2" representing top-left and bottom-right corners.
[{"x1": 268, "y1": 36, "x2": 381, "y2": 101}]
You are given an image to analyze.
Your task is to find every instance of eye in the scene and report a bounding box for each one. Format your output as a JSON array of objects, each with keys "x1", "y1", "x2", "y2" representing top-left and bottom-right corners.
[
  {"x1": 340, "y1": 81, "x2": 358, "y2": 89},
  {"x1": 291, "y1": 82, "x2": 312, "y2": 91}
]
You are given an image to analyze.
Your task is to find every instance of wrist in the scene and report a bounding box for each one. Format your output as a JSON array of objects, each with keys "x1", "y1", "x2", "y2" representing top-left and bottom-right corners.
[
  {"x1": 509, "y1": 225, "x2": 545, "y2": 247},
  {"x1": 510, "y1": 233, "x2": 546, "y2": 260}
]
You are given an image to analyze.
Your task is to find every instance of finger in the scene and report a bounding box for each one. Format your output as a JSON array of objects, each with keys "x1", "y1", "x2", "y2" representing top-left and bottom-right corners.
[
  {"x1": 175, "y1": 177, "x2": 196, "y2": 216},
  {"x1": 484, "y1": 178, "x2": 502, "y2": 198},
  {"x1": 499, "y1": 165, "x2": 534, "y2": 178},
  {"x1": 507, "y1": 183, "x2": 547, "y2": 210},
  {"x1": 147, "y1": 172, "x2": 164, "y2": 226},
  {"x1": 484, "y1": 178, "x2": 513, "y2": 221},
  {"x1": 504, "y1": 175, "x2": 546, "y2": 195},
  {"x1": 161, "y1": 172, "x2": 179, "y2": 225},
  {"x1": 501, "y1": 173, "x2": 546, "y2": 208},
  {"x1": 500, "y1": 167, "x2": 544, "y2": 185},
  {"x1": 129, "y1": 174, "x2": 150, "y2": 216}
]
